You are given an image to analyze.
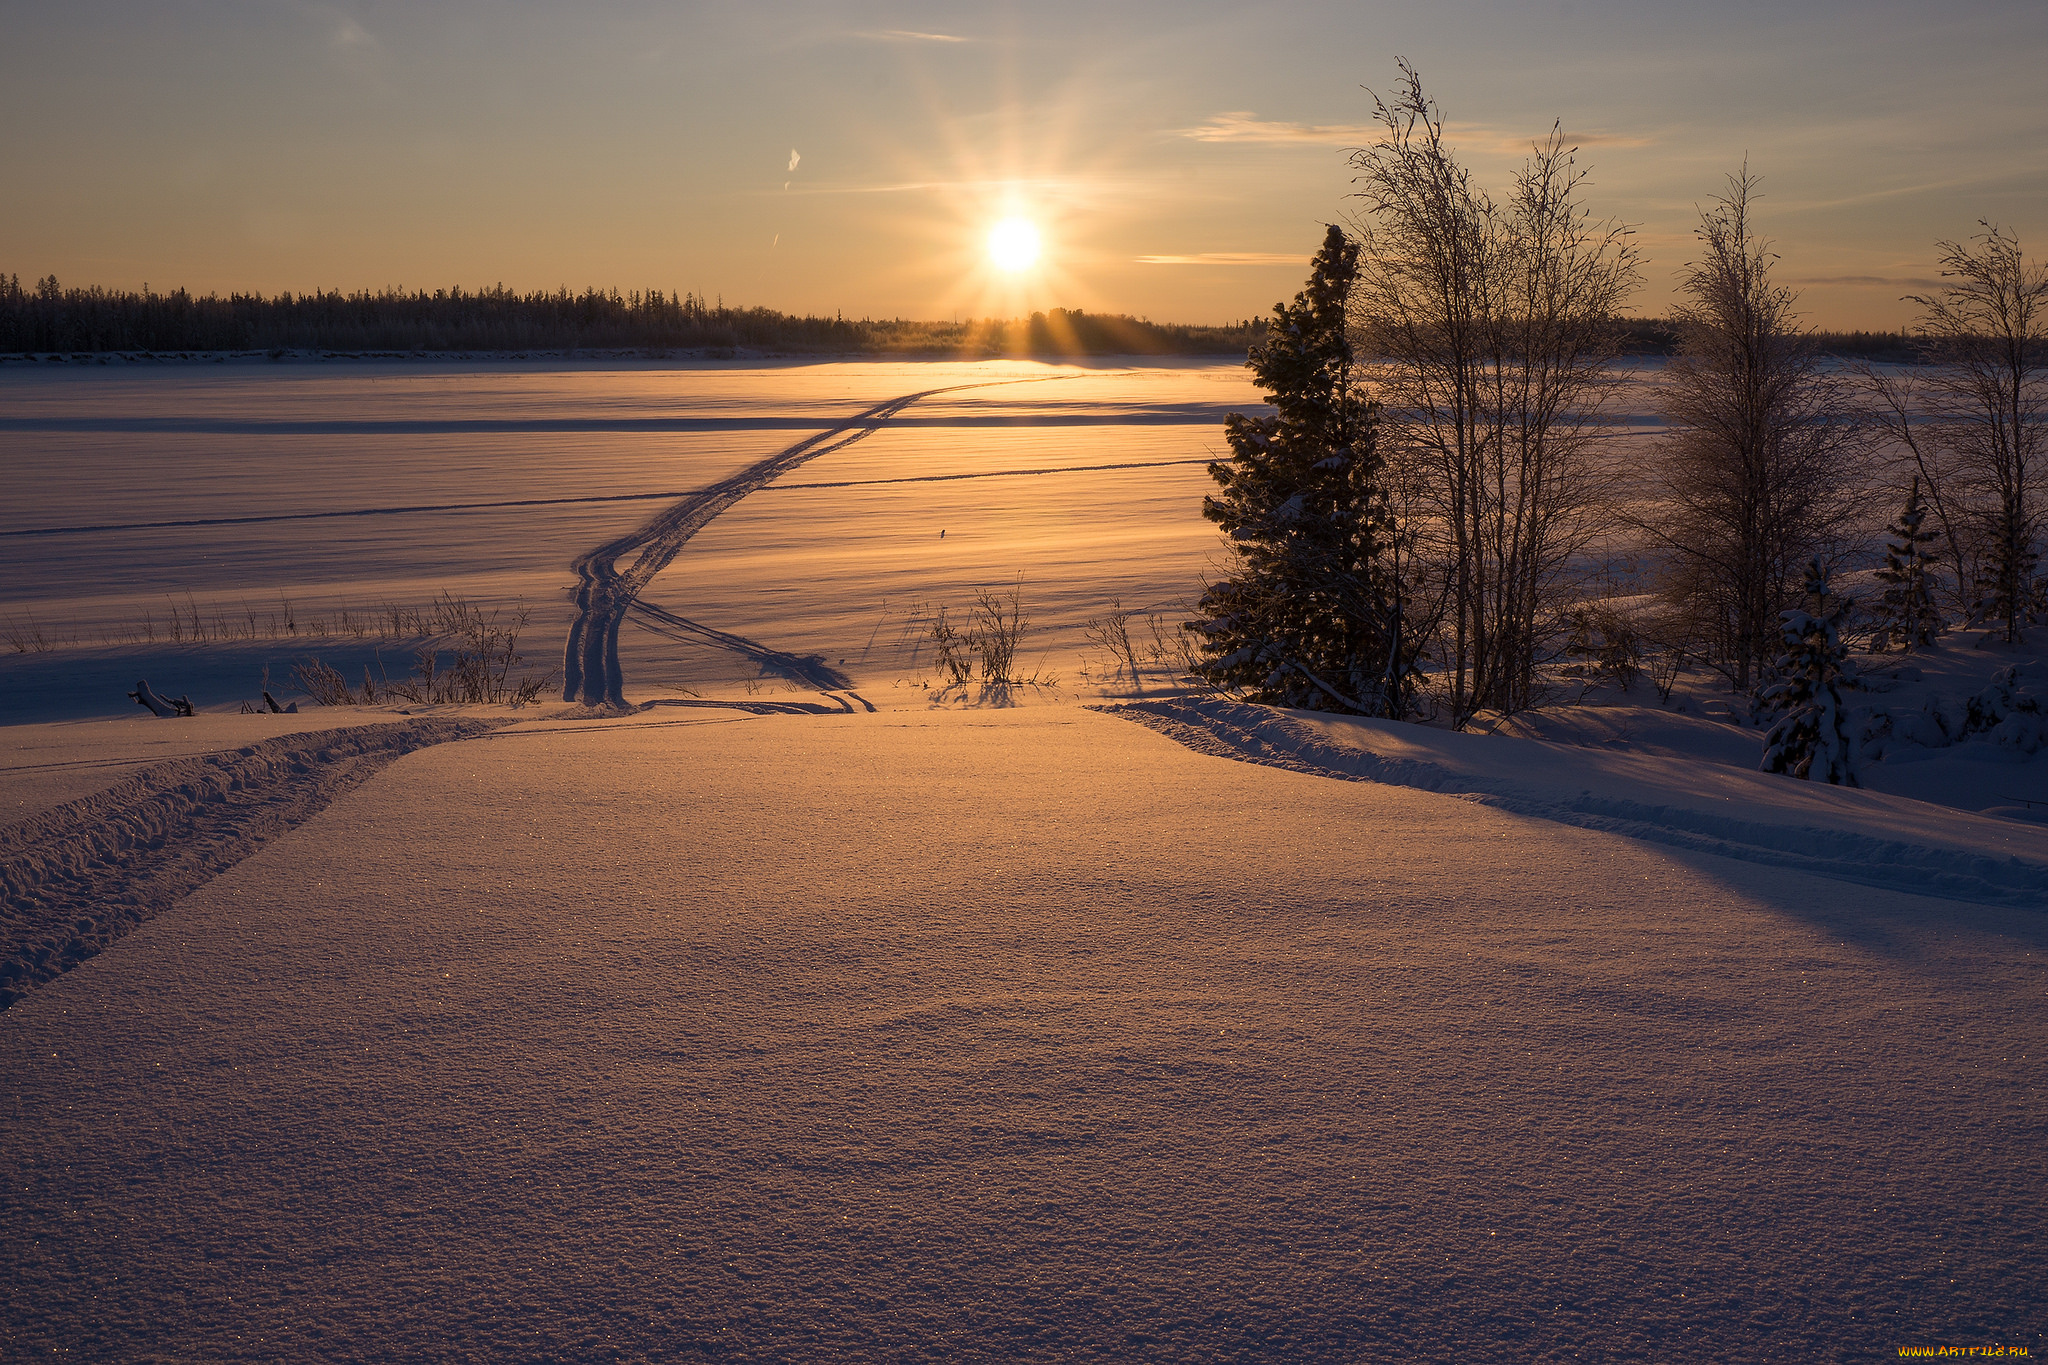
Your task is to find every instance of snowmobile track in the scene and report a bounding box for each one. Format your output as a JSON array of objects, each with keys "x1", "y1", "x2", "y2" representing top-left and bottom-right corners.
[
  {"x1": 0, "y1": 718, "x2": 501, "y2": 1010},
  {"x1": 560, "y1": 377, "x2": 1073, "y2": 707}
]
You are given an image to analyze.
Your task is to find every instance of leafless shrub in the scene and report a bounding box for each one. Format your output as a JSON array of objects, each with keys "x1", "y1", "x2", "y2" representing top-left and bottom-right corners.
[
  {"x1": 381, "y1": 601, "x2": 427, "y2": 636},
  {"x1": 292, "y1": 595, "x2": 554, "y2": 706},
  {"x1": 969, "y1": 585, "x2": 1026, "y2": 683},
  {"x1": 2, "y1": 612, "x2": 56, "y2": 654},
  {"x1": 1562, "y1": 602, "x2": 1644, "y2": 692},
  {"x1": 1083, "y1": 599, "x2": 1143, "y2": 687},
  {"x1": 1149, "y1": 611, "x2": 1208, "y2": 685},
  {"x1": 928, "y1": 606, "x2": 975, "y2": 684},
  {"x1": 1649, "y1": 640, "x2": 1688, "y2": 705},
  {"x1": 292, "y1": 657, "x2": 355, "y2": 706}
]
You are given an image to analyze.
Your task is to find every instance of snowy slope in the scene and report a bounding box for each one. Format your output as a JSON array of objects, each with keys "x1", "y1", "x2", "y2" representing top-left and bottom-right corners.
[
  {"x1": 1104, "y1": 699, "x2": 2048, "y2": 909},
  {"x1": 2, "y1": 707, "x2": 2042, "y2": 1360},
  {"x1": 3, "y1": 359, "x2": 2045, "y2": 1359}
]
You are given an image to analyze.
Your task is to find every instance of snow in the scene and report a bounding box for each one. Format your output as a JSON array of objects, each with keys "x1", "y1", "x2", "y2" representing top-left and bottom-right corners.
[
  {"x1": 3, "y1": 359, "x2": 2045, "y2": 1357},
  {"x1": 1105, "y1": 698, "x2": 2048, "y2": 908},
  {"x1": 2, "y1": 709, "x2": 406, "y2": 822},
  {"x1": 1, "y1": 358, "x2": 1261, "y2": 711},
  {"x1": 3, "y1": 706, "x2": 2043, "y2": 1358}
]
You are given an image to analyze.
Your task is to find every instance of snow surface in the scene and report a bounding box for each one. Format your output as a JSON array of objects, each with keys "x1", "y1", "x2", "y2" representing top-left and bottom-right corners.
[
  {"x1": 3, "y1": 359, "x2": 2045, "y2": 1357},
  {"x1": 2, "y1": 710, "x2": 403, "y2": 822},
  {"x1": 0, "y1": 360, "x2": 1263, "y2": 700},
  {"x1": 1105, "y1": 699, "x2": 2048, "y2": 909}
]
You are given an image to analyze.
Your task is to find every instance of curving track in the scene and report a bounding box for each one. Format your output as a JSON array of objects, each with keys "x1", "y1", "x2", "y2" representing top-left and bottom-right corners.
[{"x1": 560, "y1": 378, "x2": 1072, "y2": 707}]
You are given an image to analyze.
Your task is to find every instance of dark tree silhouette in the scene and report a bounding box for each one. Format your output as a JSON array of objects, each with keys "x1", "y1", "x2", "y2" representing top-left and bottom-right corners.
[{"x1": 1188, "y1": 226, "x2": 1413, "y2": 716}]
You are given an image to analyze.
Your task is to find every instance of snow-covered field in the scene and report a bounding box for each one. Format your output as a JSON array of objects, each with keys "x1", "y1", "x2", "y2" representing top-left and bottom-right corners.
[
  {"x1": 1, "y1": 358, "x2": 1261, "y2": 716},
  {"x1": 3, "y1": 359, "x2": 2044, "y2": 1358}
]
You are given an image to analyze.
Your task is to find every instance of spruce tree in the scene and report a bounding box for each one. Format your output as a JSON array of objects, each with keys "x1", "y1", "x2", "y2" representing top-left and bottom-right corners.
[
  {"x1": 1970, "y1": 507, "x2": 2041, "y2": 642},
  {"x1": 1187, "y1": 226, "x2": 1408, "y2": 715},
  {"x1": 1868, "y1": 477, "x2": 1942, "y2": 652},
  {"x1": 1760, "y1": 560, "x2": 1859, "y2": 785}
]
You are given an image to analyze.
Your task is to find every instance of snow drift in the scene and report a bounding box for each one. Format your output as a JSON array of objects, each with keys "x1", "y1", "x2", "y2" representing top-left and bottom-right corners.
[{"x1": 1103, "y1": 697, "x2": 2048, "y2": 909}]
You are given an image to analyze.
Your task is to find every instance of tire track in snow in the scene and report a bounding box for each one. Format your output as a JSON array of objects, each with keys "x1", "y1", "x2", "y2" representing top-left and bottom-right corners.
[
  {"x1": 562, "y1": 378, "x2": 1071, "y2": 708},
  {"x1": 0, "y1": 718, "x2": 500, "y2": 1010}
]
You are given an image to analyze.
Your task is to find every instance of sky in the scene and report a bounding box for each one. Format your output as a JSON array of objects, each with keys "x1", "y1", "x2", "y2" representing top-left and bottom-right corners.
[{"x1": 2, "y1": 0, "x2": 2044, "y2": 329}]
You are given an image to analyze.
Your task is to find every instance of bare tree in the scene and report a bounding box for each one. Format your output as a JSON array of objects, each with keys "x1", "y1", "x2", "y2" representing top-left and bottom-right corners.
[
  {"x1": 1644, "y1": 170, "x2": 1864, "y2": 693},
  {"x1": 1901, "y1": 224, "x2": 2048, "y2": 643},
  {"x1": 1348, "y1": 61, "x2": 1640, "y2": 724},
  {"x1": 1860, "y1": 365, "x2": 1977, "y2": 617}
]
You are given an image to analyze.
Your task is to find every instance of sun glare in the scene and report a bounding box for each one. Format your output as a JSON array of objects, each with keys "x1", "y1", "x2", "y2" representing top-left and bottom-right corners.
[{"x1": 987, "y1": 218, "x2": 1042, "y2": 272}]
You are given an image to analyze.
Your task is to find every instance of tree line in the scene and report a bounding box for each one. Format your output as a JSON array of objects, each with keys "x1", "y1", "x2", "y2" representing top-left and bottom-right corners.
[
  {"x1": 0, "y1": 278, "x2": 1266, "y2": 357},
  {"x1": 1189, "y1": 62, "x2": 2045, "y2": 777},
  {"x1": 0, "y1": 275, "x2": 1910, "y2": 361}
]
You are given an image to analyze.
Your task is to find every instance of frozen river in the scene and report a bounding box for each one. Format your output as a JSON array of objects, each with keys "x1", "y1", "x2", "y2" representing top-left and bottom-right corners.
[{"x1": 2, "y1": 358, "x2": 1279, "y2": 704}]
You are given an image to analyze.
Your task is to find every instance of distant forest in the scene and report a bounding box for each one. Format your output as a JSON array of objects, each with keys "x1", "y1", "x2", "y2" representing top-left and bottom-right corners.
[
  {"x1": 0, "y1": 276, "x2": 1263, "y2": 357},
  {"x1": 0, "y1": 274, "x2": 1917, "y2": 360}
]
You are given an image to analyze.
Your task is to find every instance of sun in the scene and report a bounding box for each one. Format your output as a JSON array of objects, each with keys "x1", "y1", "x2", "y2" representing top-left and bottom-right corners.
[{"x1": 987, "y1": 217, "x2": 1042, "y2": 272}]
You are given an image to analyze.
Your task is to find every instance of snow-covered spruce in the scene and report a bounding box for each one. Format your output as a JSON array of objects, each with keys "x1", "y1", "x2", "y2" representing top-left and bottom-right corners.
[
  {"x1": 1187, "y1": 225, "x2": 1411, "y2": 717},
  {"x1": 1759, "y1": 561, "x2": 1859, "y2": 785},
  {"x1": 1868, "y1": 477, "x2": 1942, "y2": 653},
  {"x1": 1963, "y1": 664, "x2": 2047, "y2": 755}
]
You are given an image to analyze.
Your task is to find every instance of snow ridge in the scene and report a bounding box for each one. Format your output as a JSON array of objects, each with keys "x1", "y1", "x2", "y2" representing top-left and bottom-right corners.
[
  {"x1": 0, "y1": 718, "x2": 500, "y2": 1009},
  {"x1": 1102, "y1": 698, "x2": 2048, "y2": 909}
]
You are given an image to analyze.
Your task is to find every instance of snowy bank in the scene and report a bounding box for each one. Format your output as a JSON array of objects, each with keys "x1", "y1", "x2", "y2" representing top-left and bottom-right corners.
[{"x1": 1103, "y1": 698, "x2": 2048, "y2": 909}]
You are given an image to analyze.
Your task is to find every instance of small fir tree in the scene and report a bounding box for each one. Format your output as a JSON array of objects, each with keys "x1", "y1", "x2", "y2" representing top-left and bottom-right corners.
[
  {"x1": 1868, "y1": 477, "x2": 1942, "y2": 652},
  {"x1": 1969, "y1": 506, "x2": 2041, "y2": 642},
  {"x1": 1186, "y1": 225, "x2": 1410, "y2": 715},
  {"x1": 1760, "y1": 560, "x2": 1859, "y2": 785}
]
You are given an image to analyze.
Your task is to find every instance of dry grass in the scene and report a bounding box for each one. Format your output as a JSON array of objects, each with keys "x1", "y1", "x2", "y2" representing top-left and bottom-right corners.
[
  {"x1": 2, "y1": 592, "x2": 462, "y2": 652},
  {"x1": 289, "y1": 594, "x2": 555, "y2": 707},
  {"x1": 901, "y1": 584, "x2": 1058, "y2": 695},
  {"x1": 1083, "y1": 600, "x2": 1142, "y2": 687}
]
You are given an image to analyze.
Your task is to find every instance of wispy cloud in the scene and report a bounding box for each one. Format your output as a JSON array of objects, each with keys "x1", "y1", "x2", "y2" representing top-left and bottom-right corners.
[
  {"x1": 777, "y1": 177, "x2": 1095, "y2": 197},
  {"x1": 1788, "y1": 275, "x2": 1943, "y2": 290},
  {"x1": 1136, "y1": 253, "x2": 1309, "y2": 266},
  {"x1": 329, "y1": 16, "x2": 374, "y2": 51},
  {"x1": 1445, "y1": 123, "x2": 1654, "y2": 154},
  {"x1": 787, "y1": 149, "x2": 801, "y2": 173},
  {"x1": 1177, "y1": 111, "x2": 1651, "y2": 153},
  {"x1": 856, "y1": 29, "x2": 969, "y2": 43},
  {"x1": 1176, "y1": 112, "x2": 1375, "y2": 146}
]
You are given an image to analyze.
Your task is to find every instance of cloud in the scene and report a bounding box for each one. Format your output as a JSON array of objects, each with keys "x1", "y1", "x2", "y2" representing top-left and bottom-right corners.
[
  {"x1": 1788, "y1": 275, "x2": 1943, "y2": 290},
  {"x1": 788, "y1": 149, "x2": 801, "y2": 173},
  {"x1": 1444, "y1": 123, "x2": 1654, "y2": 154},
  {"x1": 1177, "y1": 112, "x2": 1651, "y2": 153},
  {"x1": 1136, "y1": 253, "x2": 1309, "y2": 266},
  {"x1": 329, "y1": 17, "x2": 374, "y2": 51},
  {"x1": 778, "y1": 176, "x2": 1096, "y2": 197},
  {"x1": 857, "y1": 29, "x2": 969, "y2": 43},
  {"x1": 1177, "y1": 112, "x2": 1376, "y2": 145}
]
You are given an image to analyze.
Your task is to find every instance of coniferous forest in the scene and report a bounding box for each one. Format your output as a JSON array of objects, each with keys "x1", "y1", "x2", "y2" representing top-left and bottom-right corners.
[
  {"x1": 0, "y1": 273, "x2": 1918, "y2": 360},
  {"x1": 0, "y1": 276, "x2": 1267, "y2": 357}
]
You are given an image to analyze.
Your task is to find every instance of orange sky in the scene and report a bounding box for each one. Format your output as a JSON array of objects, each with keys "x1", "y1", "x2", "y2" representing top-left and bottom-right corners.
[{"x1": 3, "y1": 2, "x2": 2044, "y2": 329}]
